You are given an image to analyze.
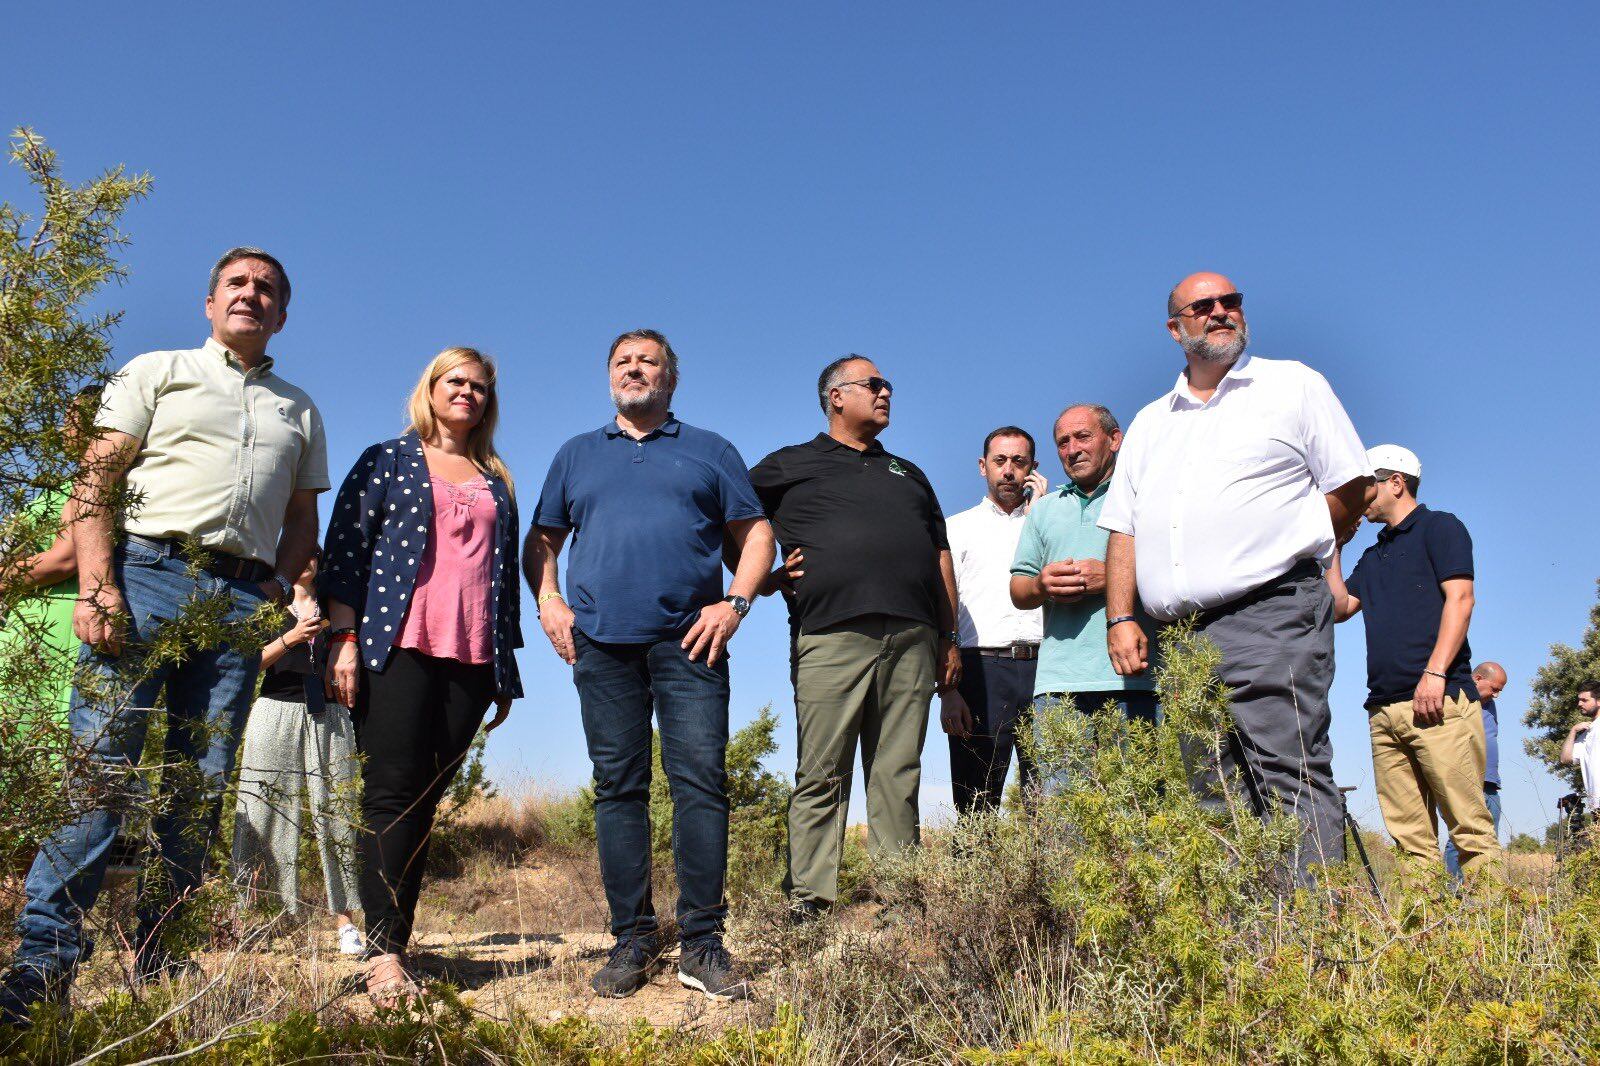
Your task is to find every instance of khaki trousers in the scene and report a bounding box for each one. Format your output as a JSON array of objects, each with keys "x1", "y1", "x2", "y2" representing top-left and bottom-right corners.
[
  {"x1": 786, "y1": 616, "x2": 935, "y2": 907},
  {"x1": 1369, "y1": 693, "x2": 1501, "y2": 879}
]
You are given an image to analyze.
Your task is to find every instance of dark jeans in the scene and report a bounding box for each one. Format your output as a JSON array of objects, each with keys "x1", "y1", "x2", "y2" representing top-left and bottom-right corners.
[
  {"x1": 948, "y1": 652, "x2": 1037, "y2": 814},
  {"x1": 353, "y1": 646, "x2": 493, "y2": 956},
  {"x1": 571, "y1": 628, "x2": 730, "y2": 946},
  {"x1": 13, "y1": 539, "x2": 263, "y2": 979}
]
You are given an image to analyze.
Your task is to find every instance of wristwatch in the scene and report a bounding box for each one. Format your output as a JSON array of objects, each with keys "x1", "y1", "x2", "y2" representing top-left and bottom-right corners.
[
  {"x1": 941, "y1": 630, "x2": 959, "y2": 644},
  {"x1": 272, "y1": 573, "x2": 294, "y2": 602},
  {"x1": 723, "y1": 594, "x2": 751, "y2": 618}
]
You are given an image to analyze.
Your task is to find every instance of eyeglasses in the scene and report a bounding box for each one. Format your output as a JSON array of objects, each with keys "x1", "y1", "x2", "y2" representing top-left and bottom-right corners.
[
  {"x1": 836, "y1": 377, "x2": 894, "y2": 396},
  {"x1": 1173, "y1": 292, "x2": 1244, "y2": 318}
]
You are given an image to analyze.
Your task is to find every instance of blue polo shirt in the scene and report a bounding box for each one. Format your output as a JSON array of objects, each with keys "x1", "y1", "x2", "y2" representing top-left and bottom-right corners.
[
  {"x1": 1346, "y1": 505, "x2": 1476, "y2": 709},
  {"x1": 1482, "y1": 697, "x2": 1500, "y2": 788},
  {"x1": 534, "y1": 415, "x2": 765, "y2": 643}
]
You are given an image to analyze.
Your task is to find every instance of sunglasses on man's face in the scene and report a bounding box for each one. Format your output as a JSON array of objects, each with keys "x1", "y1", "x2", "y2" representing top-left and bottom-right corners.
[
  {"x1": 1173, "y1": 292, "x2": 1244, "y2": 318},
  {"x1": 837, "y1": 377, "x2": 894, "y2": 396}
]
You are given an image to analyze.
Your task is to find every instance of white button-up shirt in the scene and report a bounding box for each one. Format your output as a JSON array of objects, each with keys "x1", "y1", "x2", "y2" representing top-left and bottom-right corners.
[
  {"x1": 948, "y1": 496, "x2": 1043, "y2": 648},
  {"x1": 1098, "y1": 354, "x2": 1369, "y2": 622}
]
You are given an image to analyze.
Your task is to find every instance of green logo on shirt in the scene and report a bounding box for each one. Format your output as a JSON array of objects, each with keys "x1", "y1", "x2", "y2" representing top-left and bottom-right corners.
[{"x1": 887, "y1": 458, "x2": 907, "y2": 476}]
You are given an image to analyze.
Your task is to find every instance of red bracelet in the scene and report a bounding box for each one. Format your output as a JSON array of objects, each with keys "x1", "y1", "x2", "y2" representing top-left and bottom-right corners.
[{"x1": 329, "y1": 632, "x2": 358, "y2": 645}]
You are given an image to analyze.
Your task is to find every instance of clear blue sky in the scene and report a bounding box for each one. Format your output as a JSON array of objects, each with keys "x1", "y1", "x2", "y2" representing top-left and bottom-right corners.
[{"x1": 7, "y1": 3, "x2": 1597, "y2": 841}]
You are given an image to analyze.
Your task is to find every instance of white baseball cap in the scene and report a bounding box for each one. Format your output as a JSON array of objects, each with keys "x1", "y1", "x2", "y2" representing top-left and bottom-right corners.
[{"x1": 1367, "y1": 444, "x2": 1421, "y2": 479}]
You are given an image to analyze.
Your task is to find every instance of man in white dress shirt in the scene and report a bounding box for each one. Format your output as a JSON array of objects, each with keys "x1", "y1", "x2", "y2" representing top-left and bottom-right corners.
[
  {"x1": 1099, "y1": 272, "x2": 1372, "y2": 881},
  {"x1": 1559, "y1": 682, "x2": 1600, "y2": 816},
  {"x1": 940, "y1": 426, "x2": 1047, "y2": 814}
]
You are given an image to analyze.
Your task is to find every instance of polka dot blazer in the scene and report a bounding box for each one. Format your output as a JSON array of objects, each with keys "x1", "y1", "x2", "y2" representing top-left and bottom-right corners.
[{"x1": 322, "y1": 432, "x2": 524, "y2": 698}]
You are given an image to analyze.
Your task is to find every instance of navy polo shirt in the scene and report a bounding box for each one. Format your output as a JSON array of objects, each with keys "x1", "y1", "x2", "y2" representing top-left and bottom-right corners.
[
  {"x1": 1346, "y1": 505, "x2": 1476, "y2": 709},
  {"x1": 534, "y1": 415, "x2": 764, "y2": 643}
]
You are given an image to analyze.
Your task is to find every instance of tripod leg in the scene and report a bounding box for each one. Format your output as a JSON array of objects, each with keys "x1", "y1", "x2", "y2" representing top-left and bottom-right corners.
[{"x1": 1342, "y1": 796, "x2": 1387, "y2": 914}]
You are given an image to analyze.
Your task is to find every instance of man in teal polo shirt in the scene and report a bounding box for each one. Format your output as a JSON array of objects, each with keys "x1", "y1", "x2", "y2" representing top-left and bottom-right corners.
[{"x1": 1011, "y1": 405, "x2": 1156, "y2": 781}]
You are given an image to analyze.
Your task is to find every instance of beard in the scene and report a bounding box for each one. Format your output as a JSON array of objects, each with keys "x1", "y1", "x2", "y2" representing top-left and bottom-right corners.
[
  {"x1": 611, "y1": 380, "x2": 672, "y2": 417},
  {"x1": 1178, "y1": 319, "x2": 1249, "y2": 365}
]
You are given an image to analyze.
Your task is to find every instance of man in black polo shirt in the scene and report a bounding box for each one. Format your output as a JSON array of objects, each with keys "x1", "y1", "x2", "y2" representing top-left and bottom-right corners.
[
  {"x1": 1325, "y1": 445, "x2": 1501, "y2": 881},
  {"x1": 751, "y1": 355, "x2": 959, "y2": 916}
]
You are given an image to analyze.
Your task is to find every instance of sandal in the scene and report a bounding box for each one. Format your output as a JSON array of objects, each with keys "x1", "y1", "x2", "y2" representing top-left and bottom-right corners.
[{"x1": 366, "y1": 952, "x2": 421, "y2": 1008}]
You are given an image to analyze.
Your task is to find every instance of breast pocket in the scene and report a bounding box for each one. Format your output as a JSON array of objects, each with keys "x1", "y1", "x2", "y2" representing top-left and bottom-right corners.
[{"x1": 255, "y1": 402, "x2": 306, "y2": 473}]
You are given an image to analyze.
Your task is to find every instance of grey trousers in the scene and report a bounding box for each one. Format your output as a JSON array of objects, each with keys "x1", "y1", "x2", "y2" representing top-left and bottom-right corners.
[
  {"x1": 232, "y1": 694, "x2": 361, "y2": 917},
  {"x1": 1187, "y1": 562, "x2": 1345, "y2": 882}
]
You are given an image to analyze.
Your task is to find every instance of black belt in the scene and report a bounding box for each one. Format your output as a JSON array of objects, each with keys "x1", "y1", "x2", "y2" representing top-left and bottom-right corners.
[
  {"x1": 125, "y1": 534, "x2": 273, "y2": 583},
  {"x1": 967, "y1": 643, "x2": 1040, "y2": 661},
  {"x1": 1193, "y1": 558, "x2": 1321, "y2": 628}
]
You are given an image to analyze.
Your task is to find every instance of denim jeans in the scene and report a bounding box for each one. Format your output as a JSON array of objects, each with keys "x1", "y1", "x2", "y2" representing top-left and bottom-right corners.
[
  {"x1": 1444, "y1": 786, "x2": 1503, "y2": 880},
  {"x1": 571, "y1": 627, "x2": 730, "y2": 946},
  {"x1": 12, "y1": 538, "x2": 264, "y2": 978},
  {"x1": 1032, "y1": 689, "x2": 1159, "y2": 796}
]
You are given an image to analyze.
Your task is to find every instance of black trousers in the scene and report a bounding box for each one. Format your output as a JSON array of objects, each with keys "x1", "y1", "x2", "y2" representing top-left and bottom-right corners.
[
  {"x1": 948, "y1": 651, "x2": 1038, "y2": 814},
  {"x1": 353, "y1": 647, "x2": 494, "y2": 955}
]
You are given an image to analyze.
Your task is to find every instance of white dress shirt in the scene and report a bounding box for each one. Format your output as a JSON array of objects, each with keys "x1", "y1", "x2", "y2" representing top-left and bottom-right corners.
[
  {"x1": 1576, "y1": 725, "x2": 1600, "y2": 813},
  {"x1": 948, "y1": 496, "x2": 1043, "y2": 648},
  {"x1": 1098, "y1": 354, "x2": 1369, "y2": 622}
]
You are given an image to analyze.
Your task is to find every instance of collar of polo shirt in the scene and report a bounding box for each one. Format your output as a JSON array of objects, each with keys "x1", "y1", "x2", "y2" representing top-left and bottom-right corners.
[
  {"x1": 1376, "y1": 503, "x2": 1427, "y2": 541},
  {"x1": 605, "y1": 414, "x2": 682, "y2": 440},
  {"x1": 203, "y1": 335, "x2": 275, "y2": 375}
]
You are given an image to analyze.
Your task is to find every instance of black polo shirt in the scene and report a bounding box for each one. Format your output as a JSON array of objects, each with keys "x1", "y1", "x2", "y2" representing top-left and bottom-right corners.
[
  {"x1": 750, "y1": 433, "x2": 948, "y2": 635},
  {"x1": 1346, "y1": 504, "x2": 1475, "y2": 709}
]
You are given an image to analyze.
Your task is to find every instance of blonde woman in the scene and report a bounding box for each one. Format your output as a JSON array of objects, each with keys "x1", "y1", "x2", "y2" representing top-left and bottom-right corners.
[{"x1": 320, "y1": 348, "x2": 522, "y2": 1003}]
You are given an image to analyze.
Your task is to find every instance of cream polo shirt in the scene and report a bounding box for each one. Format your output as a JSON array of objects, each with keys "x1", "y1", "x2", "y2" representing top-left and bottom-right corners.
[
  {"x1": 97, "y1": 338, "x2": 330, "y2": 566},
  {"x1": 1098, "y1": 354, "x2": 1369, "y2": 622}
]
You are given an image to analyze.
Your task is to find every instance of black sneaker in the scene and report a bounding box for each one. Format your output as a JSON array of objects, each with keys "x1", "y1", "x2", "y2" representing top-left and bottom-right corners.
[
  {"x1": 787, "y1": 898, "x2": 827, "y2": 927},
  {"x1": 590, "y1": 938, "x2": 658, "y2": 999},
  {"x1": 0, "y1": 965, "x2": 69, "y2": 1030},
  {"x1": 677, "y1": 939, "x2": 749, "y2": 1001}
]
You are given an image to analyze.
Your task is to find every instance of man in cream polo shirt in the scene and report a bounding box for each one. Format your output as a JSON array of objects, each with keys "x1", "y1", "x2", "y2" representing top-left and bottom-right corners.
[{"x1": 2, "y1": 248, "x2": 327, "y2": 1024}]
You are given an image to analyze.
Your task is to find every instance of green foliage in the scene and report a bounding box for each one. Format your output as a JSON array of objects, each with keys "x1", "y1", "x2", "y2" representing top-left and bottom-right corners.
[
  {"x1": 1524, "y1": 578, "x2": 1600, "y2": 788},
  {"x1": 1507, "y1": 832, "x2": 1545, "y2": 854},
  {"x1": 763, "y1": 622, "x2": 1600, "y2": 1062}
]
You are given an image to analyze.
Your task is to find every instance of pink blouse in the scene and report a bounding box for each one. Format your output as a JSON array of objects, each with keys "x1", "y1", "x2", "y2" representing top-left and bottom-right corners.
[{"x1": 395, "y1": 474, "x2": 496, "y2": 665}]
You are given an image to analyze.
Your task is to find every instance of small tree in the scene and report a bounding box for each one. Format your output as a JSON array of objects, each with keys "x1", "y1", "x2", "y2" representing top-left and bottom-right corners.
[
  {"x1": 0, "y1": 128, "x2": 149, "y2": 871},
  {"x1": 1523, "y1": 579, "x2": 1600, "y2": 789}
]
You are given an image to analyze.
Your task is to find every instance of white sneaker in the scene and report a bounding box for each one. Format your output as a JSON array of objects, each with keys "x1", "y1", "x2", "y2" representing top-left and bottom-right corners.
[{"x1": 337, "y1": 924, "x2": 367, "y2": 957}]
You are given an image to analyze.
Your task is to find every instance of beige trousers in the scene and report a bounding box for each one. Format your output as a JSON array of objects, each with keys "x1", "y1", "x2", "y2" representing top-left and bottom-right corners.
[{"x1": 1368, "y1": 693, "x2": 1501, "y2": 880}]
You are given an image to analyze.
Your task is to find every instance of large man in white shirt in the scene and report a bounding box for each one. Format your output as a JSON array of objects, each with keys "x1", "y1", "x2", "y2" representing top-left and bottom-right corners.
[
  {"x1": 940, "y1": 426, "x2": 1047, "y2": 814},
  {"x1": 1099, "y1": 272, "x2": 1372, "y2": 882}
]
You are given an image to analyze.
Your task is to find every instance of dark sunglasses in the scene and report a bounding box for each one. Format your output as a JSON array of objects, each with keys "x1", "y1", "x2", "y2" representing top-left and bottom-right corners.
[
  {"x1": 837, "y1": 376, "x2": 894, "y2": 396},
  {"x1": 1173, "y1": 292, "x2": 1244, "y2": 318}
]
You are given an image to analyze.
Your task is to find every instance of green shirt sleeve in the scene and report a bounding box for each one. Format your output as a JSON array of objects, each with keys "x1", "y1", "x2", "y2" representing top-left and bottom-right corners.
[{"x1": 1011, "y1": 502, "x2": 1046, "y2": 577}]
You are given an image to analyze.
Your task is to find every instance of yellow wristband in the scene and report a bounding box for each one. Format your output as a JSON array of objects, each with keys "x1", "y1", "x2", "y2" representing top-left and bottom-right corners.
[{"x1": 537, "y1": 591, "x2": 563, "y2": 607}]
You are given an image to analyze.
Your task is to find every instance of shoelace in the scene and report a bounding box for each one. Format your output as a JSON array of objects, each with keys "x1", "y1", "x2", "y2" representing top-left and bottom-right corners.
[
  {"x1": 685, "y1": 941, "x2": 732, "y2": 971},
  {"x1": 608, "y1": 940, "x2": 654, "y2": 968}
]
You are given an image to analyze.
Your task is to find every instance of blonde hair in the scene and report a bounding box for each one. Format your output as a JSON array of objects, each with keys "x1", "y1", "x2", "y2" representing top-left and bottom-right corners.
[{"x1": 405, "y1": 347, "x2": 514, "y2": 493}]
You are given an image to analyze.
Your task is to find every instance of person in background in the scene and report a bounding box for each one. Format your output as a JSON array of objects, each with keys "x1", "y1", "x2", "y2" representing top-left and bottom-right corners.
[
  {"x1": 1444, "y1": 661, "x2": 1507, "y2": 878},
  {"x1": 528, "y1": 329, "x2": 772, "y2": 1002},
  {"x1": 1012, "y1": 404, "x2": 1157, "y2": 790},
  {"x1": 1101, "y1": 272, "x2": 1371, "y2": 884},
  {"x1": 1559, "y1": 681, "x2": 1600, "y2": 819},
  {"x1": 322, "y1": 347, "x2": 522, "y2": 1005},
  {"x1": 941, "y1": 426, "x2": 1046, "y2": 814},
  {"x1": 1326, "y1": 444, "x2": 1500, "y2": 881},
  {"x1": 752, "y1": 355, "x2": 959, "y2": 920},
  {"x1": 2, "y1": 248, "x2": 326, "y2": 1027},
  {"x1": 0, "y1": 387, "x2": 101, "y2": 786},
  {"x1": 232, "y1": 552, "x2": 364, "y2": 957}
]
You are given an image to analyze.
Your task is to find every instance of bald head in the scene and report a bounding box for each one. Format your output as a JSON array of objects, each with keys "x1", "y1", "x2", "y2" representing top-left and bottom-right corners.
[
  {"x1": 1473, "y1": 661, "x2": 1507, "y2": 701},
  {"x1": 1167, "y1": 272, "x2": 1238, "y2": 316}
]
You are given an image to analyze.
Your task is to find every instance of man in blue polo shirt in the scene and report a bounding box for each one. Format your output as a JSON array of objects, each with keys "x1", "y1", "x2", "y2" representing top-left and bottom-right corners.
[
  {"x1": 526, "y1": 329, "x2": 774, "y2": 1001},
  {"x1": 1325, "y1": 445, "x2": 1501, "y2": 881}
]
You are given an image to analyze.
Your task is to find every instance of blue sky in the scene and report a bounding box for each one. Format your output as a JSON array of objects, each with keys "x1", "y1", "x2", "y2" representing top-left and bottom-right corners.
[{"x1": 6, "y1": 3, "x2": 1597, "y2": 841}]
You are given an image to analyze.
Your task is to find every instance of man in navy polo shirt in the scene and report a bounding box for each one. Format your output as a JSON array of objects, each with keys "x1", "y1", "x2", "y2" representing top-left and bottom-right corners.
[
  {"x1": 526, "y1": 329, "x2": 774, "y2": 1001},
  {"x1": 1325, "y1": 445, "x2": 1502, "y2": 881}
]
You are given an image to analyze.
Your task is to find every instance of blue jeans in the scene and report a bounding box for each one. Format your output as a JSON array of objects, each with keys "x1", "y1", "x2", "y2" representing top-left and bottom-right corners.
[
  {"x1": 12, "y1": 539, "x2": 264, "y2": 978},
  {"x1": 571, "y1": 628, "x2": 730, "y2": 946},
  {"x1": 1444, "y1": 786, "x2": 1502, "y2": 880},
  {"x1": 1032, "y1": 689, "x2": 1159, "y2": 796}
]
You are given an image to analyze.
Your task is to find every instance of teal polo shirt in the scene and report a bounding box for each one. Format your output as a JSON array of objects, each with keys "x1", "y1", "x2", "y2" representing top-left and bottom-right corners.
[{"x1": 1011, "y1": 479, "x2": 1155, "y2": 696}]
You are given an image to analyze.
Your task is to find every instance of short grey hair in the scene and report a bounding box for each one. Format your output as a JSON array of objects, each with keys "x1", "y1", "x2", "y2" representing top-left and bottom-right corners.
[
  {"x1": 817, "y1": 354, "x2": 870, "y2": 414},
  {"x1": 1056, "y1": 403, "x2": 1120, "y2": 437},
  {"x1": 208, "y1": 246, "x2": 291, "y2": 307}
]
